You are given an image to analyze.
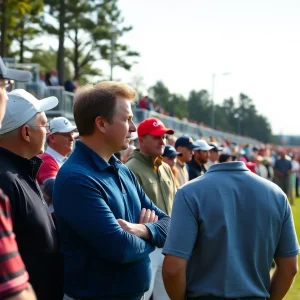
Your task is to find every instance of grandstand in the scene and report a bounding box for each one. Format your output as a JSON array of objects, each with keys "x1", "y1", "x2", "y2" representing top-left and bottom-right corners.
[{"x1": 8, "y1": 61, "x2": 260, "y2": 146}]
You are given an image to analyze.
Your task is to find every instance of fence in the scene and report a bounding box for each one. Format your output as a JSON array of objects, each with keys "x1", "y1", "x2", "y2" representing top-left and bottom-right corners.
[{"x1": 15, "y1": 84, "x2": 260, "y2": 145}]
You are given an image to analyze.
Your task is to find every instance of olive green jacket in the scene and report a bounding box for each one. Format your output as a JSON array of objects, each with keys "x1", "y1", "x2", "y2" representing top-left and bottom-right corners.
[{"x1": 126, "y1": 150, "x2": 176, "y2": 215}]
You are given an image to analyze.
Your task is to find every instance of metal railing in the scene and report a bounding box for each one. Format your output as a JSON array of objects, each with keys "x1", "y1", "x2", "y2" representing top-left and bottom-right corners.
[{"x1": 16, "y1": 84, "x2": 260, "y2": 145}]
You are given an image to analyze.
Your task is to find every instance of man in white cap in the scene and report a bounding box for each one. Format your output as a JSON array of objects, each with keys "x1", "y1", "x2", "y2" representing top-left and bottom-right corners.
[
  {"x1": 0, "y1": 89, "x2": 64, "y2": 300},
  {"x1": 0, "y1": 58, "x2": 37, "y2": 300},
  {"x1": 37, "y1": 117, "x2": 76, "y2": 215},
  {"x1": 37, "y1": 117, "x2": 76, "y2": 183},
  {"x1": 187, "y1": 139, "x2": 214, "y2": 180}
]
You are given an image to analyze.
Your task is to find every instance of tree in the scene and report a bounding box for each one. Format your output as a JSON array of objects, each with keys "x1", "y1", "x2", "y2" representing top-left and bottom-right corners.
[
  {"x1": 31, "y1": 48, "x2": 71, "y2": 79},
  {"x1": 0, "y1": 0, "x2": 32, "y2": 56},
  {"x1": 44, "y1": 0, "x2": 139, "y2": 83},
  {"x1": 187, "y1": 89, "x2": 211, "y2": 124},
  {"x1": 148, "y1": 81, "x2": 171, "y2": 109},
  {"x1": 94, "y1": 0, "x2": 139, "y2": 75},
  {"x1": 12, "y1": 0, "x2": 44, "y2": 62}
]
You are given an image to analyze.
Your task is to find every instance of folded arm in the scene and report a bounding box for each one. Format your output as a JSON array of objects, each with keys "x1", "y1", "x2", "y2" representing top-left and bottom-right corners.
[{"x1": 54, "y1": 175, "x2": 155, "y2": 264}]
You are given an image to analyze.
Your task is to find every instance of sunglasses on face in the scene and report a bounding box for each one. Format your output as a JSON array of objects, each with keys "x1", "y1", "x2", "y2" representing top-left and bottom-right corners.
[{"x1": 0, "y1": 79, "x2": 14, "y2": 92}]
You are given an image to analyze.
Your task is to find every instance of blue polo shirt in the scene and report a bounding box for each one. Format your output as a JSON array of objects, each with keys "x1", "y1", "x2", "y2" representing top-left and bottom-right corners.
[
  {"x1": 53, "y1": 141, "x2": 170, "y2": 300},
  {"x1": 163, "y1": 162, "x2": 299, "y2": 299}
]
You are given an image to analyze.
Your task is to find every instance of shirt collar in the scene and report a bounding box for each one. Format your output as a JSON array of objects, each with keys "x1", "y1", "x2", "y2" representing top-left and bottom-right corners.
[
  {"x1": 176, "y1": 159, "x2": 185, "y2": 168},
  {"x1": 46, "y1": 146, "x2": 67, "y2": 165},
  {"x1": 206, "y1": 161, "x2": 249, "y2": 173},
  {"x1": 0, "y1": 147, "x2": 42, "y2": 178},
  {"x1": 74, "y1": 140, "x2": 121, "y2": 172}
]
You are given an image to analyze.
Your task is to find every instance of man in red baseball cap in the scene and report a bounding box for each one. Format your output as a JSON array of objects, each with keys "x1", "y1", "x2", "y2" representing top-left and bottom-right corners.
[
  {"x1": 126, "y1": 117, "x2": 176, "y2": 300},
  {"x1": 137, "y1": 117, "x2": 174, "y2": 137}
]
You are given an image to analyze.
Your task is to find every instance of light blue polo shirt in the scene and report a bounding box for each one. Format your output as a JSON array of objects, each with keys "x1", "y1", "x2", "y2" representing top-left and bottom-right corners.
[{"x1": 163, "y1": 162, "x2": 299, "y2": 298}]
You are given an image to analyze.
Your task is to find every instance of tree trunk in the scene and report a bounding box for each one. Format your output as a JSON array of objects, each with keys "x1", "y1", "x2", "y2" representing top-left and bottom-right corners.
[
  {"x1": 0, "y1": 0, "x2": 8, "y2": 56},
  {"x1": 19, "y1": 20, "x2": 25, "y2": 63},
  {"x1": 74, "y1": 26, "x2": 79, "y2": 80},
  {"x1": 57, "y1": 0, "x2": 65, "y2": 85}
]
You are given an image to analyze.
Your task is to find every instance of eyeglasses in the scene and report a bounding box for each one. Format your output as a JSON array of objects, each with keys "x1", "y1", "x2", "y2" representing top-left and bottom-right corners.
[
  {"x1": 0, "y1": 79, "x2": 14, "y2": 92},
  {"x1": 53, "y1": 132, "x2": 76, "y2": 138},
  {"x1": 32, "y1": 121, "x2": 51, "y2": 131}
]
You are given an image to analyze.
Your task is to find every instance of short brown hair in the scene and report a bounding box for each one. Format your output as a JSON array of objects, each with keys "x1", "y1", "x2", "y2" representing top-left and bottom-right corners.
[{"x1": 73, "y1": 81, "x2": 136, "y2": 136}]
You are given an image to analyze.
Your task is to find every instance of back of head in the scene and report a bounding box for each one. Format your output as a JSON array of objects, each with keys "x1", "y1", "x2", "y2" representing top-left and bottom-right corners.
[{"x1": 73, "y1": 81, "x2": 136, "y2": 136}]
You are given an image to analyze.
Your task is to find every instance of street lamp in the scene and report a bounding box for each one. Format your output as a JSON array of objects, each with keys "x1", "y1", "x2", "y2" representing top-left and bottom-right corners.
[
  {"x1": 110, "y1": 25, "x2": 118, "y2": 81},
  {"x1": 211, "y1": 72, "x2": 231, "y2": 129},
  {"x1": 234, "y1": 112, "x2": 243, "y2": 135}
]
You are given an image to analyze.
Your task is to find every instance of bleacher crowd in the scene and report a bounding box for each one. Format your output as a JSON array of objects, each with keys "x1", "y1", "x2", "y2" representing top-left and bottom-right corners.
[{"x1": 0, "y1": 56, "x2": 299, "y2": 300}]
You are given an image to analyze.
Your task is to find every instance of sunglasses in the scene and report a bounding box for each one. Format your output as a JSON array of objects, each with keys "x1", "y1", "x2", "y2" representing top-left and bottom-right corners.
[{"x1": 0, "y1": 79, "x2": 14, "y2": 92}]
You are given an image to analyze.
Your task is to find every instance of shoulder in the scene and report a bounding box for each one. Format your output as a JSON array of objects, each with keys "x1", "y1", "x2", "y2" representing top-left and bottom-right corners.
[
  {"x1": 126, "y1": 157, "x2": 147, "y2": 174},
  {"x1": 39, "y1": 153, "x2": 57, "y2": 164},
  {"x1": 161, "y1": 161, "x2": 173, "y2": 175}
]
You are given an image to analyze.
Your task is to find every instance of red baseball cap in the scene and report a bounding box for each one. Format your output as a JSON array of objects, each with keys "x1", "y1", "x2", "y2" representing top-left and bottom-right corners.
[{"x1": 137, "y1": 118, "x2": 174, "y2": 137}]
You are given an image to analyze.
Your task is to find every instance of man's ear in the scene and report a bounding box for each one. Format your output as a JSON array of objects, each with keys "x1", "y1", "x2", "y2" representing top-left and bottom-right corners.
[
  {"x1": 95, "y1": 116, "x2": 107, "y2": 133},
  {"x1": 20, "y1": 125, "x2": 31, "y2": 142}
]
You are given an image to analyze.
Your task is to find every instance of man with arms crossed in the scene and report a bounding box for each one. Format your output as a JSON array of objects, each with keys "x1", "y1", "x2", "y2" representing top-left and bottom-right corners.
[
  {"x1": 0, "y1": 56, "x2": 36, "y2": 300},
  {"x1": 162, "y1": 161, "x2": 299, "y2": 300},
  {"x1": 53, "y1": 81, "x2": 170, "y2": 300}
]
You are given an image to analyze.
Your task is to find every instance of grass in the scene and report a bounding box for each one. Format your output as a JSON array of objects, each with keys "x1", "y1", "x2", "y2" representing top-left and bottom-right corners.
[{"x1": 283, "y1": 200, "x2": 300, "y2": 299}]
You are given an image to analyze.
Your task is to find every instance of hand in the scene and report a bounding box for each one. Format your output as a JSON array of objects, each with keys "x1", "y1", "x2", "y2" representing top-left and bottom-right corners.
[
  {"x1": 139, "y1": 208, "x2": 159, "y2": 224},
  {"x1": 117, "y1": 219, "x2": 151, "y2": 240}
]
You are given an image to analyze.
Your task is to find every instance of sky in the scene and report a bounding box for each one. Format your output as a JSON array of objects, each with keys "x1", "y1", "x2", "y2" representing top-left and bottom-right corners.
[{"x1": 111, "y1": 0, "x2": 300, "y2": 135}]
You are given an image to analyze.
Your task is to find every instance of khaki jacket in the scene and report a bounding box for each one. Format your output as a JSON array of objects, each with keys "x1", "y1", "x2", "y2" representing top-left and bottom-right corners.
[{"x1": 126, "y1": 150, "x2": 176, "y2": 215}]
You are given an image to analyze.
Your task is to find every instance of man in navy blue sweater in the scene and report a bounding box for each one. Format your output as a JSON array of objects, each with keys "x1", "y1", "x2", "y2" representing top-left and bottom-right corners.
[{"x1": 53, "y1": 81, "x2": 171, "y2": 300}]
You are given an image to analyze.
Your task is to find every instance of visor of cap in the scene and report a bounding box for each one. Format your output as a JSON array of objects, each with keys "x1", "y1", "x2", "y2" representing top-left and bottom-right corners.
[{"x1": 0, "y1": 57, "x2": 31, "y2": 82}]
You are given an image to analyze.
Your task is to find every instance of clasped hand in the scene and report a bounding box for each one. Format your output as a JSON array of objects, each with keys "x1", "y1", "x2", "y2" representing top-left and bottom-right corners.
[{"x1": 117, "y1": 208, "x2": 158, "y2": 240}]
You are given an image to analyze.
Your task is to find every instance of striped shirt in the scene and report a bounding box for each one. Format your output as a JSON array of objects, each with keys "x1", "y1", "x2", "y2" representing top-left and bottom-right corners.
[{"x1": 0, "y1": 188, "x2": 29, "y2": 298}]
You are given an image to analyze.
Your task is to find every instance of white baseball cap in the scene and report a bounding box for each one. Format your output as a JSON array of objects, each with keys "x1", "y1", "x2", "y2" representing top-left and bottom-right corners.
[
  {"x1": 129, "y1": 131, "x2": 138, "y2": 141},
  {"x1": 193, "y1": 139, "x2": 214, "y2": 151},
  {"x1": 48, "y1": 117, "x2": 76, "y2": 135},
  {"x1": 0, "y1": 89, "x2": 58, "y2": 135}
]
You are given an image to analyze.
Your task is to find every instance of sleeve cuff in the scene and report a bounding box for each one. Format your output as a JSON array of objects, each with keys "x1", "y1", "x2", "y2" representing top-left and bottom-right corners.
[{"x1": 144, "y1": 223, "x2": 157, "y2": 245}]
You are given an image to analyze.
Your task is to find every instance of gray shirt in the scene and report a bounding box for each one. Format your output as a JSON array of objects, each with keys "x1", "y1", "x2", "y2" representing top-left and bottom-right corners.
[{"x1": 163, "y1": 162, "x2": 299, "y2": 298}]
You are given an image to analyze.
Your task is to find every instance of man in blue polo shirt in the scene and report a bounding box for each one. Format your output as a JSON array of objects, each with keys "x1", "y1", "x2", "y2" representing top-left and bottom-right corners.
[
  {"x1": 53, "y1": 81, "x2": 170, "y2": 300},
  {"x1": 162, "y1": 161, "x2": 299, "y2": 300}
]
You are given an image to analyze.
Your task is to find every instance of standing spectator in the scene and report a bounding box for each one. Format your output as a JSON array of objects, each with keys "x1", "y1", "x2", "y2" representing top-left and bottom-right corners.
[
  {"x1": 53, "y1": 82, "x2": 170, "y2": 300},
  {"x1": 296, "y1": 154, "x2": 300, "y2": 197},
  {"x1": 174, "y1": 136, "x2": 200, "y2": 186},
  {"x1": 274, "y1": 149, "x2": 292, "y2": 195},
  {"x1": 37, "y1": 117, "x2": 76, "y2": 215},
  {"x1": 0, "y1": 57, "x2": 37, "y2": 300},
  {"x1": 255, "y1": 156, "x2": 268, "y2": 179},
  {"x1": 126, "y1": 117, "x2": 177, "y2": 300},
  {"x1": 162, "y1": 145, "x2": 182, "y2": 188},
  {"x1": 0, "y1": 89, "x2": 63, "y2": 300},
  {"x1": 207, "y1": 142, "x2": 223, "y2": 167},
  {"x1": 64, "y1": 79, "x2": 77, "y2": 93},
  {"x1": 187, "y1": 140, "x2": 213, "y2": 180},
  {"x1": 45, "y1": 68, "x2": 59, "y2": 86},
  {"x1": 289, "y1": 154, "x2": 299, "y2": 205},
  {"x1": 162, "y1": 161, "x2": 299, "y2": 300}
]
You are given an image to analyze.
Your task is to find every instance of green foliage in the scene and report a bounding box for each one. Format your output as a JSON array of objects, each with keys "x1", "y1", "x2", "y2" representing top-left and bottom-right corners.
[
  {"x1": 43, "y1": 0, "x2": 139, "y2": 80},
  {"x1": 31, "y1": 48, "x2": 71, "y2": 79},
  {"x1": 0, "y1": 0, "x2": 39, "y2": 56},
  {"x1": 148, "y1": 81, "x2": 273, "y2": 142}
]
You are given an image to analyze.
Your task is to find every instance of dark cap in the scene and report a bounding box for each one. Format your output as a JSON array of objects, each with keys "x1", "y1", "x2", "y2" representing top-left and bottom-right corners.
[
  {"x1": 175, "y1": 136, "x2": 199, "y2": 149},
  {"x1": 163, "y1": 145, "x2": 182, "y2": 158},
  {"x1": 209, "y1": 142, "x2": 223, "y2": 152},
  {"x1": 0, "y1": 56, "x2": 31, "y2": 82}
]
